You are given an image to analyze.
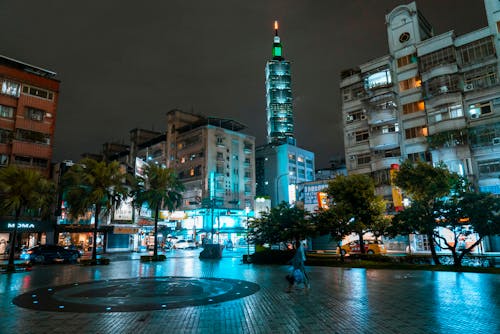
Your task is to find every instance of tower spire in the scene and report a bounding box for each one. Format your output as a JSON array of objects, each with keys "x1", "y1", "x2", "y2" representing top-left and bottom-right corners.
[{"x1": 272, "y1": 20, "x2": 283, "y2": 60}]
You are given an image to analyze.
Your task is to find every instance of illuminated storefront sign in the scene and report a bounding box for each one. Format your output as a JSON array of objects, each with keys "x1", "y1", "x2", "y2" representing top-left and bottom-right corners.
[{"x1": 7, "y1": 223, "x2": 35, "y2": 229}]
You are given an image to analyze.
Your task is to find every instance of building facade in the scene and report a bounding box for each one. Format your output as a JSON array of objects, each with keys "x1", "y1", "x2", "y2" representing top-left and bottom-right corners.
[
  {"x1": 0, "y1": 55, "x2": 60, "y2": 177},
  {"x1": 341, "y1": 1, "x2": 500, "y2": 208},
  {"x1": 340, "y1": 1, "x2": 500, "y2": 251}
]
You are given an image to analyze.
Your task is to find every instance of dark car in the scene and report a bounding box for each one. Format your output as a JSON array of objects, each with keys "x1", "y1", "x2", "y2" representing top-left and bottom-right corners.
[{"x1": 22, "y1": 245, "x2": 81, "y2": 264}]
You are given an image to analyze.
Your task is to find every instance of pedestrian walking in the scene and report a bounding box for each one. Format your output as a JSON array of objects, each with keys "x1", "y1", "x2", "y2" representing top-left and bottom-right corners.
[{"x1": 285, "y1": 241, "x2": 310, "y2": 292}]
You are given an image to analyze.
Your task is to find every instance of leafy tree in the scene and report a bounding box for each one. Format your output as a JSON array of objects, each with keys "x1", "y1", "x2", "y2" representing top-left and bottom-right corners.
[
  {"x1": 436, "y1": 191, "x2": 500, "y2": 267},
  {"x1": 249, "y1": 202, "x2": 315, "y2": 248},
  {"x1": 313, "y1": 206, "x2": 353, "y2": 261},
  {"x1": 0, "y1": 166, "x2": 55, "y2": 271},
  {"x1": 325, "y1": 174, "x2": 388, "y2": 253},
  {"x1": 63, "y1": 158, "x2": 129, "y2": 262},
  {"x1": 133, "y1": 164, "x2": 184, "y2": 258},
  {"x1": 393, "y1": 160, "x2": 460, "y2": 264}
]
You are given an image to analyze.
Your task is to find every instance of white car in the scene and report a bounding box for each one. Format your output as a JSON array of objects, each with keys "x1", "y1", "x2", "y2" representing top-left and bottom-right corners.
[{"x1": 173, "y1": 239, "x2": 197, "y2": 249}]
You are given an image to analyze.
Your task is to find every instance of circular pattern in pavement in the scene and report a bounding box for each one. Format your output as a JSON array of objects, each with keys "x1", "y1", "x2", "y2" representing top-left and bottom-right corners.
[{"x1": 13, "y1": 276, "x2": 260, "y2": 313}]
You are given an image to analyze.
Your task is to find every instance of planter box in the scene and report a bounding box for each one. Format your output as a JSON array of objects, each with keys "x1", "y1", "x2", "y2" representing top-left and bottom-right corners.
[{"x1": 199, "y1": 244, "x2": 224, "y2": 259}]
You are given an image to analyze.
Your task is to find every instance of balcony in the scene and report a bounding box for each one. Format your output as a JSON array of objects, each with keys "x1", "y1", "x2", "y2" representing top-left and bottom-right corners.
[
  {"x1": 369, "y1": 132, "x2": 399, "y2": 150},
  {"x1": 421, "y1": 63, "x2": 458, "y2": 82},
  {"x1": 428, "y1": 117, "x2": 467, "y2": 135},
  {"x1": 371, "y1": 157, "x2": 401, "y2": 171},
  {"x1": 368, "y1": 109, "x2": 397, "y2": 125},
  {"x1": 424, "y1": 92, "x2": 461, "y2": 109},
  {"x1": 11, "y1": 140, "x2": 52, "y2": 157}
]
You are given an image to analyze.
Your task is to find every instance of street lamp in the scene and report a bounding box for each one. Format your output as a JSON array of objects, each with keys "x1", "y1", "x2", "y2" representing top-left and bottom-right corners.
[
  {"x1": 276, "y1": 172, "x2": 291, "y2": 205},
  {"x1": 245, "y1": 206, "x2": 251, "y2": 257}
]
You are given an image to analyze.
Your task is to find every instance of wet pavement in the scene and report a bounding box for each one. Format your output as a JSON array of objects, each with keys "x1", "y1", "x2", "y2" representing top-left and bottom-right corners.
[{"x1": 1, "y1": 249, "x2": 500, "y2": 333}]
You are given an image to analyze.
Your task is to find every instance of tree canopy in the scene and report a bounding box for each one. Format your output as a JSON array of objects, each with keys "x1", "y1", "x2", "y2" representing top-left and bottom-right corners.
[
  {"x1": 132, "y1": 164, "x2": 184, "y2": 257},
  {"x1": 0, "y1": 165, "x2": 55, "y2": 269},
  {"x1": 63, "y1": 158, "x2": 129, "y2": 262},
  {"x1": 324, "y1": 174, "x2": 388, "y2": 253},
  {"x1": 249, "y1": 202, "x2": 315, "y2": 248}
]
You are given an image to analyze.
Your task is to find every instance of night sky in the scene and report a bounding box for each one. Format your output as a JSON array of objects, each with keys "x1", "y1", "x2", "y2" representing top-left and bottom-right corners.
[{"x1": 0, "y1": 1, "x2": 486, "y2": 168}]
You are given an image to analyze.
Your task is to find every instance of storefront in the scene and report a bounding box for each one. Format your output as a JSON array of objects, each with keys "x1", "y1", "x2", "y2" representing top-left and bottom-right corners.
[
  {"x1": 56, "y1": 224, "x2": 112, "y2": 254},
  {"x1": 0, "y1": 220, "x2": 54, "y2": 253}
]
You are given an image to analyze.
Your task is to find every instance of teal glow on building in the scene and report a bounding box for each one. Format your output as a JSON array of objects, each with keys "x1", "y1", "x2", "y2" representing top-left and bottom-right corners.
[{"x1": 265, "y1": 21, "x2": 295, "y2": 146}]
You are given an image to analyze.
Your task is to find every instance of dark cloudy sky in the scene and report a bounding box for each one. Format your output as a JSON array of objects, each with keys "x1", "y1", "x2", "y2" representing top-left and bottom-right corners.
[{"x1": 0, "y1": 0, "x2": 486, "y2": 168}]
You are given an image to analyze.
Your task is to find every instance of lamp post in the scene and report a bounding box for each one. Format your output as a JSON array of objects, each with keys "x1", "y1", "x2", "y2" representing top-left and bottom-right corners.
[
  {"x1": 245, "y1": 206, "x2": 251, "y2": 257},
  {"x1": 275, "y1": 172, "x2": 290, "y2": 205}
]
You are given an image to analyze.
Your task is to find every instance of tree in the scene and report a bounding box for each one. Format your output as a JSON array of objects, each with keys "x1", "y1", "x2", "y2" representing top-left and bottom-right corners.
[
  {"x1": 313, "y1": 205, "x2": 353, "y2": 261},
  {"x1": 63, "y1": 158, "x2": 129, "y2": 263},
  {"x1": 393, "y1": 160, "x2": 460, "y2": 264},
  {"x1": 435, "y1": 191, "x2": 500, "y2": 267},
  {"x1": 0, "y1": 166, "x2": 55, "y2": 271},
  {"x1": 133, "y1": 164, "x2": 184, "y2": 259},
  {"x1": 249, "y1": 202, "x2": 315, "y2": 248},
  {"x1": 325, "y1": 174, "x2": 388, "y2": 253}
]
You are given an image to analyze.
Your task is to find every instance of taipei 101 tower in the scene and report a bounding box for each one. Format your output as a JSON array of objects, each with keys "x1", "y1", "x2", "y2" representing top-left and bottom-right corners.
[{"x1": 265, "y1": 21, "x2": 295, "y2": 146}]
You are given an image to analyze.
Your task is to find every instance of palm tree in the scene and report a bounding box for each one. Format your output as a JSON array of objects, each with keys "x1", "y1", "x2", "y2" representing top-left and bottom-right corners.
[
  {"x1": 63, "y1": 158, "x2": 129, "y2": 263},
  {"x1": 134, "y1": 164, "x2": 184, "y2": 259},
  {"x1": 0, "y1": 166, "x2": 55, "y2": 271}
]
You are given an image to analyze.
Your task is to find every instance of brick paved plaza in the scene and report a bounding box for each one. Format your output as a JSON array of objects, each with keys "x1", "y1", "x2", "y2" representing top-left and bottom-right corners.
[{"x1": 1, "y1": 250, "x2": 499, "y2": 333}]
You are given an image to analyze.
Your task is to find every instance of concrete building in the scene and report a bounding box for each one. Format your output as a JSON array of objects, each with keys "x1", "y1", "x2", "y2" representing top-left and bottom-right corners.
[
  {"x1": 0, "y1": 55, "x2": 60, "y2": 177},
  {"x1": 340, "y1": 1, "x2": 500, "y2": 252},
  {"x1": 341, "y1": 1, "x2": 500, "y2": 211}
]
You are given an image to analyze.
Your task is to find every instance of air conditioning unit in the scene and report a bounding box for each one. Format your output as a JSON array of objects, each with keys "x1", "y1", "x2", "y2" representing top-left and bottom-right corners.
[
  {"x1": 346, "y1": 115, "x2": 354, "y2": 122},
  {"x1": 439, "y1": 86, "x2": 449, "y2": 93},
  {"x1": 493, "y1": 137, "x2": 500, "y2": 145},
  {"x1": 470, "y1": 113, "x2": 480, "y2": 119},
  {"x1": 463, "y1": 83, "x2": 474, "y2": 92},
  {"x1": 349, "y1": 156, "x2": 356, "y2": 161}
]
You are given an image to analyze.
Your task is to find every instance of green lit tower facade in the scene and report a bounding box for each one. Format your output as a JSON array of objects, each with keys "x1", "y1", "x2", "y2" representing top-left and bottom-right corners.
[{"x1": 265, "y1": 21, "x2": 295, "y2": 145}]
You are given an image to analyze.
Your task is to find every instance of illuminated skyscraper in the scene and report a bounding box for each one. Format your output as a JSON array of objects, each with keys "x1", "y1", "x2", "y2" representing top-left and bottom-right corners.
[{"x1": 265, "y1": 21, "x2": 295, "y2": 145}]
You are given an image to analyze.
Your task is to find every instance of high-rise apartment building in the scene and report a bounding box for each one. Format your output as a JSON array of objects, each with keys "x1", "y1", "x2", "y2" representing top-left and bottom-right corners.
[
  {"x1": 0, "y1": 55, "x2": 60, "y2": 177},
  {"x1": 341, "y1": 1, "x2": 500, "y2": 214}
]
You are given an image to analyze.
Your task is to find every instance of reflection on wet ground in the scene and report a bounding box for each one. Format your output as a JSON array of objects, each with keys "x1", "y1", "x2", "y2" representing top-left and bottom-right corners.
[{"x1": 1, "y1": 252, "x2": 500, "y2": 333}]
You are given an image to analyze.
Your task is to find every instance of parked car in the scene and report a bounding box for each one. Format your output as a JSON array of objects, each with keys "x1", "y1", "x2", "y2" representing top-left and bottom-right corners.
[
  {"x1": 338, "y1": 240, "x2": 387, "y2": 255},
  {"x1": 173, "y1": 239, "x2": 197, "y2": 249},
  {"x1": 21, "y1": 244, "x2": 81, "y2": 264}
]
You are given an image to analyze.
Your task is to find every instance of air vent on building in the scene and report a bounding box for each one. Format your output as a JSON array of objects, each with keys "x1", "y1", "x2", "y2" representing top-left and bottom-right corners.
[
  {"x1": 349, "y1": 156, "x2": 356, "y2": 160},
  {"x1": 470, "y1": 113, "x2": 480, "y2": 119},
  {"x1": 463, "y1": 83, "x2": 474, "y2": 92},
  {"x1": 361, "y1": 115, "x2": 367, "y2": 120},
  {"x1": 493, "y1": 137, "x2": 500, "y2": 145}
]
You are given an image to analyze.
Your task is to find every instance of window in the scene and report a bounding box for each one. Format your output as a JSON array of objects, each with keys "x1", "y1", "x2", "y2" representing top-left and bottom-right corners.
[
  {"x1": 15, "y1": 129, "x2": 50, "y2": 145},
  {"x1": 464, "y1": 64, "x2": 497, "y2": 89},
  {"x1": 403, "y1": 101, "x2": 425, "y2": 115},
  {"x1": 297, "y1": 156, "x2": 304, "y2": 164},
  {"x1": 425, "y1": 74, "x2": 460, "y2": 97},
  {"x1": 419, "y1": 46, "x2": 456, "y2": 72},
  {"x1": 0, "y1": 105, "x2": 14, "y2": 118},
  {"x1": 0, "y1": 128, "x2": 13, "y2": 144},
  {"x1": 346, "y1": 110, "x2": 366, "y2": 123},
  {"x1": 216, "y1": 152, "x2": 224, "y2": 161},
  {"x1": 372, "y1": 169, "x2": 391, "y2": 186},
  {"x1": 22, "y1": 85, "x2": 54, "y2": 101},
  {"x1": 355, "y1": 130, "x2": 369, "y2": 142},
  {"x1": 405, "y1": 126, "x2": 428, "y2": 139},
  {"x1": 407, "y1": 151, "x2": 431, "y2": 162},
  {"x1": 469, "y1": 101, "x2": 492, "y2": 118},
  {"x1": 0, "y1": 154, "x2": 8, "y2": 165},
  {"x1": 357, "y1": 153, "x2": 371, "y2": 165},
  {"x1": 216, "y1": 136, "x2": 224, "y2": 147},
  {"x1": 26, "y1": 107, "x2": 45, "y2": 121},
  {"x1": 397, "y1": 54, "x2": 417, "y2": 68},
  {"x1": 1, "y1": 80, "x2": 21, "y2": 97},
  {"x1": 32, "y1": 157, "x2": 48, "y2": 168},
  {"x1": 14, "y1": 156, "x2": 31, "y2": 165},
  {"x1": 364, "y1": 69, "x2": 392, "y2": 90},
  {"x1": 478, "y1": 159, "x2": 500, "y2": 174},
  {"x1": 399, "y1": 77, "x2": 421, "y2": 91},
  {"x1": 458, "y1": 36, "x2": 496, "y2": 66},
  {"x1": 430, "y1": 104, "x2": 463, "y2": 123},
  {"x1": 288, "y1": 153, "x2": 296, "y2": 161}
]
